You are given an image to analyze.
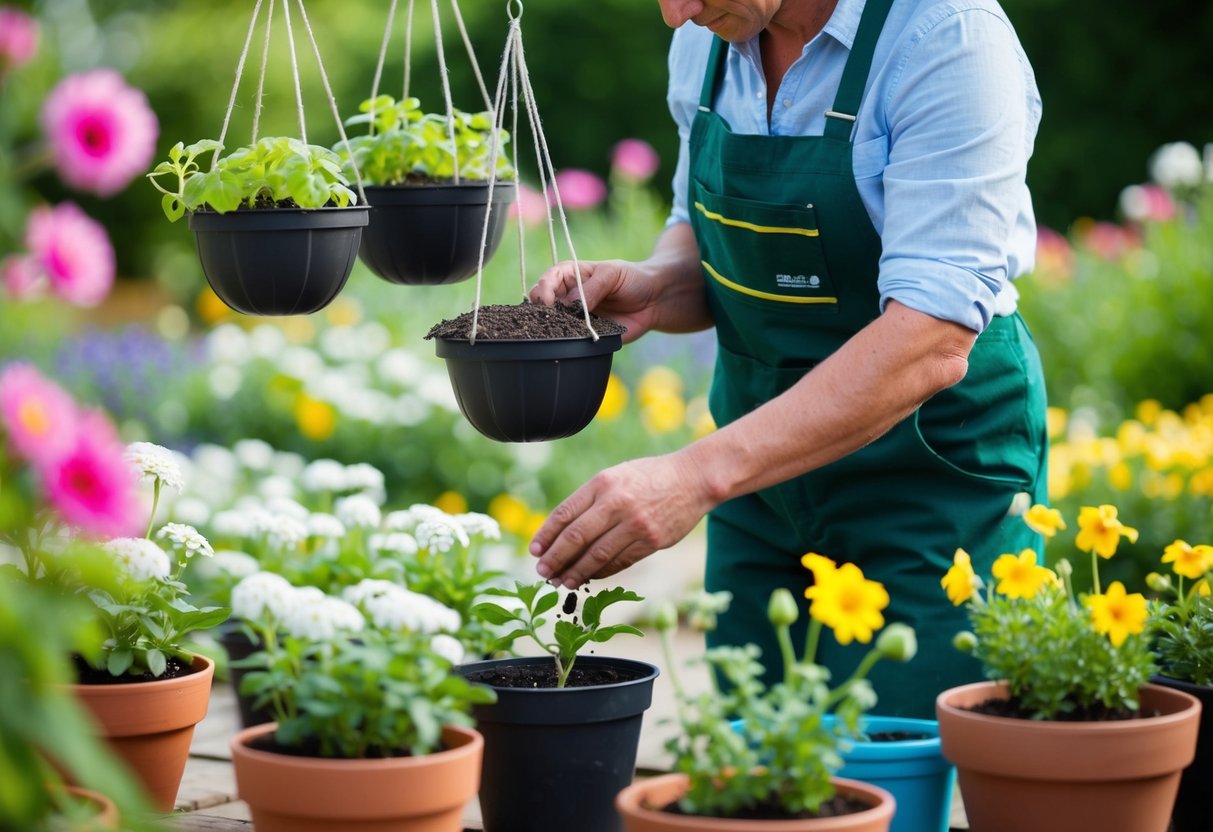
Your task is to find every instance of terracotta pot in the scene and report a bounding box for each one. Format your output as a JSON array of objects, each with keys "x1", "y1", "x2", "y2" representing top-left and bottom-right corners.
[
  {"x1": 615, "y1": 773, "x2": 894, "y2": 831},
  {"x1": 231, "y1": 721, "x2": 483, "y2": 832},
  {"x1": 59, "y1": 785, "x2": 119, "y2": 830},
  {"x1": 1149, "y1": 674, "x2": 1213, "y2": 832},
  {"x1": 936, "y1": 680, "x2": 1202, "y2": 832},
  {"x1": 71, "y1": 655, "x2": 215, "y2": 812}
]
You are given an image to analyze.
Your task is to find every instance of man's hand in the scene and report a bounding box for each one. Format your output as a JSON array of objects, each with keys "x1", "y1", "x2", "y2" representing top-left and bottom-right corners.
[{"x1": 528, "y1": 259, "x2": 660, "y2": 344}]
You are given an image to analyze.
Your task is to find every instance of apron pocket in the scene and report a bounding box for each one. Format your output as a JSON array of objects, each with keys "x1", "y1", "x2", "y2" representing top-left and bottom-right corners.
[{"x1": 692, "y1": 179, "x2": 838, "y2": 313}]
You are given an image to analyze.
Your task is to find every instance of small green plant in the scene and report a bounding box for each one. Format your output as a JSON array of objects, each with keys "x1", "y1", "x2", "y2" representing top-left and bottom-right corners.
[
  {"x1": 337, "y1": 95, "x2": 514, "y2": 185},
  {"x1": 147, "y1": 135, "x2": 358, "y2": 222},
  {"x1": 654, "y1": 560, "x2": 915, "y2": 818},
  {"x1": 1146, "y1": 540, "x2": 1213, "y2": 685},
  {"x1": 945, "y1": 503, "x2": 1157, "y2": 718},
  {"x1": 472, "y1": 580, "x2": 643, "y2": 687}
]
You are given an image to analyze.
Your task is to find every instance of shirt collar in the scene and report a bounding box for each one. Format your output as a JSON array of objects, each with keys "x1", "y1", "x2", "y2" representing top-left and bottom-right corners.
[{"x1": 733, "y1": 0, "x2": 867, "y2": 67}]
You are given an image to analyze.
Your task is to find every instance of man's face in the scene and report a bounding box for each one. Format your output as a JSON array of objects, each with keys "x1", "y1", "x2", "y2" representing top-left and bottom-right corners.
[{"x1": 656, "y1": 0, "x2": 783, "y2": 42}]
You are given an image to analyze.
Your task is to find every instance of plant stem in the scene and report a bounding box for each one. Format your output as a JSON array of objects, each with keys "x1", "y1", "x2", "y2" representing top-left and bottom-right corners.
[
  {"x1": 1091, "y1": 548, "x2": 1101, "y2": 596},
  {"x1": 145, "y1": 478, "x2": 162, "y2": 540},
  {"x1": 776, "y1": 621, "x2": 796, "y2": 686},
  {"x1": 802, "y1": 617, "x2": 823, "y2": 667},
  {"x1": 824, "y1": 647, "x2": 883, "y2": 709}
]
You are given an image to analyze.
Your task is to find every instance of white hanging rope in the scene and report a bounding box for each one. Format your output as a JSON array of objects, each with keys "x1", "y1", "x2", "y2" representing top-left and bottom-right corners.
[
  {"x1": 213, "y1": 0, "x2": 265, "y2": 168},
  {"x1": 294, "y1": 0, "x2": 368, "y2": 205},
  {"x1": 251, "y1": 0, "x2": 275, "y2": 142},
  {"x1": 511, "y1": 40, "x2": 524, "y2": 299},
  {"x1": 367, "y1": 0, "x2": 400, "y2": 135},
  {"x1": 280, "y1": 0, "x2": 307, "y2": 144},
  {"x1": 430, "y1": 0, "x2": 461, "y2": 186},
  {"x1": 402, "y1": 0, "x2": 415, "y2": 99},
  {"x1": 449, "y1": 0, "x2": 492, "y2": 112}
]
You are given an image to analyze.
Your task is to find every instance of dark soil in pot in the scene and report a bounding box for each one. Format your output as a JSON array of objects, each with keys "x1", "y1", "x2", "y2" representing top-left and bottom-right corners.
[
  {"x1": 72, "y1": 655, "x2": 198, "y2": 684},
  {"x1": 965, "y1": 697, "x2": 1156, "y2": 721},
  {"x1": 661, "y1": 793, "x2": 874, "y2": 821},
  {"x1": 464, "y1": 662, "x2": 647, "y2": 689},
  {"x1": 865, "y1": 730, "x2": 933, "y2": 741},
  {"x1": 425, "y1": 300, "x2": 626, "y2": 341}
]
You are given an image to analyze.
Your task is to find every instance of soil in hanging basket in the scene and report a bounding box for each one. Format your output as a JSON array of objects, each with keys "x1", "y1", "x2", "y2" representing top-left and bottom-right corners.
[{"x1": 426, "y1": 302, "x2": 626, "y2": 443}]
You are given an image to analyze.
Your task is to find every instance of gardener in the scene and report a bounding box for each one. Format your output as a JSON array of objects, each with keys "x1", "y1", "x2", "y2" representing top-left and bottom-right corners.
[{"x1": 528, "y1": 0, "x2": 1046, "y2": 718}]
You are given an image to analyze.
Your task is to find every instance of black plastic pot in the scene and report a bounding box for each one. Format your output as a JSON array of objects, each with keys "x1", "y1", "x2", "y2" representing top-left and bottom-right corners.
[
  {"x1": 1151, "y1": 674, "x2": 1213, "y2": 832},
  {"x1": 215, "y1": 623, "x2": 273, "y2": 729},
  {"x1": 456, "y1": 656, "x2": 658, "y2": 832},
  {"x1": 358, "y1": 182, "x2": 516, "y2": 286},
  {"x1": 189, "y1": 206, "x2": 368, "y2": 316},
  {"x1": 434, "y1": 332, "x2": 623, "y2": 442}
]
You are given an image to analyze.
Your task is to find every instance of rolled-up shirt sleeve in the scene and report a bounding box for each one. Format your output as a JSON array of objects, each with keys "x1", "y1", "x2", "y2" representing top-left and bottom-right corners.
[{"x1": 875, "y1": 8, "x2": 1042, "y2": 332}]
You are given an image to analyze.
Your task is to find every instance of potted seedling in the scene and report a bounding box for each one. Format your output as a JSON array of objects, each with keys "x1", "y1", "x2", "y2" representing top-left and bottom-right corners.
[
  {"x1": 147, "y1": 136, "x2": 368, "y2": 316},
  {"x1": 461, "y1": 580, "x2": 658, "y2": 832},
  {"x1": 338, "y1": 94, "x2": 516, "y2": 285}
]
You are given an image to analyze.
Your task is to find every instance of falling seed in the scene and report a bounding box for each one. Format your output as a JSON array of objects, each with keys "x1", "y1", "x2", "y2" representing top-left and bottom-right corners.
[{"x1": 563, "y1": 593, "x2": 578, "y2": 615}]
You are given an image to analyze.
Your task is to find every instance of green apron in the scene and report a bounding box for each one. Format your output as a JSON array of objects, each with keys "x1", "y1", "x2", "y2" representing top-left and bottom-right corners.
[{"x1": 692, "y1": 0, "x2": 1048, "y2": 718}]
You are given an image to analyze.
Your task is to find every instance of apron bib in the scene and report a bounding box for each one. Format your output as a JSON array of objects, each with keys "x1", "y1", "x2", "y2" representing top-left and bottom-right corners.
[{"x1": 691, "y1": 0, "x2": 1049, "y2": 718}]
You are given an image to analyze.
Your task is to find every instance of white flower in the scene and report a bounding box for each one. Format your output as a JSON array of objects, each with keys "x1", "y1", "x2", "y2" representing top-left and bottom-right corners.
[
  {"x1": 335, "y1": 494, "x2": 381, "y2": 529},
  {"x1": 301, "y1": 459, "x2": 348, "y2": 493},
  {"x1": 343, "y1": 463, "x2": 385, "y2": 498},
  {"x1": 281, "y1": 596, "x2": 365, "y2": 641},
  {"x1": 383, "y1": 504, "x2": 447, "y2": 533},
  {"x1": 369, "y1": 532, "x2": 418, "y2": 557},
  {"x1": 200, "y1": 550, "x2": 260, "y2": 580},
  {"x1": 1204, "y1": 143, "x2": 1213, "y2": 183},
  {"x1": 231, "y1": 572, "x2": 295, "y2": 621},
  {"x1": 234, "y1": 439, "x2": 276, "y2": 471},
  {"x1": 124, "y1": 441, "x2": 186, "y2": 492},
  {"x1": 342, "y1": 579, "x2": 401, "y2": 606},
  {"x1": 277, "y1": 346, "x2": 325, "y2": 380},
  {"x1": 190, "y1": 443, "x2": 239, "y2": 482},
  {"x1": 455, "y1": 512, "x2": 501, "y2": 540},
  {"x1": 156, "y1": 523, "x2": 214, "y2": 558},
  {"x1": 211, "y1": 508, "x2": 259, "y2": 539},
  {"x1": 306, "y1": 513, "x2": 347, "y2": 540},
  {"x1": 1149, "y1": 141, "x2": 1204, "y2": 189},
  {"x1": 390, "y1": 393, "x2": 431, "y2": 427},
  {"x1": 292, "y1": 586, "x2": 327, "y2": 604},
  {"x1": 104, "y1": 538, "x2": 172, "y2": 582},
  {"x1": 376, "y1": 348, "x2": 424, "y2": 387},
  {"x1": 249, "y1": 324, "x2": 287, "y2": 359},
  {"x1": 430, "y1": 634, "x2": 465, "y2": 665},
  {"x1": 208, "y1": 365, "x2": 243, "y2": 400},
  {"x1": 415, "y1": 518, "x2": 470, "y2": 553},
  {"x1": 205, "y1": 324, "x2": 250, "y2": 365},
  {"x1": 271, "y1": 451, "x2": 306, "y2": 479},
  {"x1": 266, "y1": 497, "x2": 310, "y2": 522},
  {"x1": 362, "y1": 587, "x2": 460, "y2": 634},
  {"x1": 261, "y1": 514, "x2": 309, "y2": 549},
  {"x1": 170, "y1": 496, "x2": 212, "y2": 527},
  {"x1": 257, "y1": 475, "x2": 297, "y2": 501}
]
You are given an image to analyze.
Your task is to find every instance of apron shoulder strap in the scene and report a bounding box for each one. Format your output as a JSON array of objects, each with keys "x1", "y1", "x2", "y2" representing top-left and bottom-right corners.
[
  {"x1": 698, "y1": 36, "x2": 730, "y2": 111},
  {"x1": 825, "y1": 0, "x2": 896, "y2": 140}
]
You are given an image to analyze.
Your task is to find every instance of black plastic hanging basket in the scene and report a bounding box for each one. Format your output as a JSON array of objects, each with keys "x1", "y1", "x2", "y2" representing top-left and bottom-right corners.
[
  {"x1": 434, "y1": 328, "x2": 622, "y2": 442},
  {"x1": 190, "y1": 206, "x2": 368, "y2": 316},
  {"x1": 359, "y1": 181, "x2": 516, "y2": 285}
]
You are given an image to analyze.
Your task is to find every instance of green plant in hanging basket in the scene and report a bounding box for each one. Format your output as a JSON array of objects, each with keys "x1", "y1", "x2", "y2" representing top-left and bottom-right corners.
[
  {"x1": 337, "y1": 95, "x2": 515, "y2": 186},
  {"x1": 147, "y1": 136, "x2": 359, "y2": 222}
]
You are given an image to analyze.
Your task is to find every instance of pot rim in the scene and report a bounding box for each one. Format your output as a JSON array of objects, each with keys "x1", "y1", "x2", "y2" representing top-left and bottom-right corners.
[
  {"x1": 456, "y1": 655, "x2": 660, "y2": 693},
  {"x1": 615, "y1": 772, "x2": 895, "y2": 829},
  {"x1": 229, "y1": 721, "x2": 483, "y2": 772},
  {"x1": 69, "y1": 653, "x2": 214, "y2": 695},
  {"x1": 189, "y1": 205, "x2": 369, "y2": 231}
]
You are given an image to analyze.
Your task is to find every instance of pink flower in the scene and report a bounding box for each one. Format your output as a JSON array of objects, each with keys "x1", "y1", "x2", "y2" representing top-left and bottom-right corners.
[
  {"x1": 0, "y1": 362, "x2": 80, "y2": 466},
  {"x1": 42, "y1": 408, "x2": 142, "y2": 539},
  {"x1": 1075, "y1": 219, "x2": 1139, "y2": 261},
  {"x1": 1, "y1": 254, "x2": 45, "y2": 299},
  {"x1": 1033, "y1": 226, "x2": 1074, "y2": 283},
  {"x1": 611, "y1": 138, "x2": 660, "y2": 182},
  {"x1": 1118, "y1": 183, "x2": 1176, "y2": 224},
  {"x1": 40, "y1": 68, "x2": 159, "y2": 197},
  {"x1": 509, "y1": 182, "x2": 548, "y2": 227},
  {"x1": 0, "y1": 7, "x2": 39, "y2": 75},
  {"x1": 548, "y1": 169, "x2": 607, "y2": 211},
  {"x1": 25, "y1": 202, "x2": 115, "y2": 307}
]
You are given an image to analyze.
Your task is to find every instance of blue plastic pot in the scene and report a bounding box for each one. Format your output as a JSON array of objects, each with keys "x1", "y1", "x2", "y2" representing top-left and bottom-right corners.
[{"x1": 732, "y1": 715, "x2": 954, "y2": 832}]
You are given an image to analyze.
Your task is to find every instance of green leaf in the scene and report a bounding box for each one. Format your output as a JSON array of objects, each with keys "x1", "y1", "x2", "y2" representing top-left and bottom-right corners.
[
  {"x1": 534, "y1": 589, "x2": 560, "y2": 616},
  {"x1": 146, "y1": 649, "x2": 167, "y2": 677},
  {"x1": 589, "y1": 624, "x2": 644, "y2": 642},
  {"x1": 106, "y1": 648, "x2": 133, "y2": 677},
  {"x1": 161, "y1": 194, "x2": 184, "y2": 222},
  {"x1": 471, "y1": 603, "x2": 519, "y2": 627},
  {"x1": 582, "y1": 587, "x2": 644, "y2": 629}
]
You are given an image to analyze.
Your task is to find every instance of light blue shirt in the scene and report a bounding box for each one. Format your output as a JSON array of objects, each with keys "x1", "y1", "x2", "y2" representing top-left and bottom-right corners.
[{"x1": 666, "y1": 0, "x2": 1042, "y2": 332}]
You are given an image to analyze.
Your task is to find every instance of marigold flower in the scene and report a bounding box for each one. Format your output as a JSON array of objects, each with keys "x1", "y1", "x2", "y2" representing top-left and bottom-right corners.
[
  {"x1": 1075, "y1": 505, "x2": 1139, "y2": 558},
  {"x1": 991, "y1": 549, "x2": 1054, "y2": 600},
  {"x1": 40, "y1": 68, "x2": 158, "y2": 197},
  {"x1": 1162, "y1": 540, "x2": 1213, "y2": 580},
  {"x1": 1022, "y1": 504, "x2": 1066, "y2": 539},
  {"x1": 805, "y1": 562, "x2": 888, "y2": 645},
  {"x1": 1085, "y1": 581, "x2": 1148, "y2": 647},
  {"x1": 941, "y1": 548, "x2": 979, "y2": 606},
  {"x1": 801, "y1": 552, "x2": 837, "y2": 583},
  {"x1": 24, "y1": 202, "x2": 114, "y2": 307}
]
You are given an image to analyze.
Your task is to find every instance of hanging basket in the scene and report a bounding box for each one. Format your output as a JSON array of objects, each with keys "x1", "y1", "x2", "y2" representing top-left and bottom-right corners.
[
  {"x1": 191, "y1": 206, "x2": 368, "y2": 316},
  {"x1": 359, "y1": 182, "x2": 515, "y2": 285}
]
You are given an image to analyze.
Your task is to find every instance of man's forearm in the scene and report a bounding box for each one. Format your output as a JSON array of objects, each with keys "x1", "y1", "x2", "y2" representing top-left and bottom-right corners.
[{"x1": 641, "y1": 222, "x2": 714, "y2": 334}]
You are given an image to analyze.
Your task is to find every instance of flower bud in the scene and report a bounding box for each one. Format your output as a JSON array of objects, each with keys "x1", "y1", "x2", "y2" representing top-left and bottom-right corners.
[
  {"x1": 952, "y1": 631, "x2": 978, "y2": 654},
  {"x1": 653, "y1": 601, "x2": 678, "y2": 633},
  {"x1": 1146, "y1": 572, "x2": 1172, "y2": 593},
  {"x1": 875, "y1": 623, "x2": 917, "y2": 662},
  {"x1": 767, "y1": 588, "x2": 799, "y2": 627},
  {"x1": 1054, "y1": 558, "x2": 1073, "y2": 579}
]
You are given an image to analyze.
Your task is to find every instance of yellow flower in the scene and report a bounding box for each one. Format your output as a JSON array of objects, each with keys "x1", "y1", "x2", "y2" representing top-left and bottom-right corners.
[
  {"x1": 800, "y1": 552, "x2": 837, "y2": 583},
  {"x1": 488, "y1": 493, "x2": 531, "y2": 536},
  {"x1": 637, "y1": 366, "x2": 683, "y2": 404},
  {"x1": 1107, "y1": 462, "x2": 1132, "y2": 491},
  {"x1": 1075, "y1": 505, "x2": 1139, "y2": 559},
  {"x1": 1046, "y1": 407, "x2": 1068, "y2": 440},
  {"x1": 991, "y1": 549, "x2": 1054, "y2": 599},
  {"x1": 941, "y1": 548, "x2": 980, "y2": 606},
  {"x1": 642, "y1": 392, "x2": 686, "y2": 434},
  {"x1": 596, "y1": 374, "x2": 629, "y2": 421},
  {"x1": 1022, "y1": 504, "x2": 1066, "y2": 538},
  {"x1": 294, "y1": 394, "x2": 336, "y2": 441},
  {"x1": 196, "y1": 286, "x2": 233, "y2": 325},
  {"x1": 522, "y1": 510, "x2": 547, "y2": 541},
  {"x1": 1085, "y1": 581, "x2": 1148, "y2": 647},
  {"x1": 1162, "y1": 540, "x2": 1213, "y2": 580},
  {"x1": 805, "y1": 562, "x2": 889, "y2": 645},
  {"x1": 1136, "y1": 399, "x2": 1163, "y2": 427},
  {"x1": 433, "y1": 490, "x2": 468, "y2": 516},
  {"x1": 1194, "y1": 579, "x2": 1211, "y2": 598},
  {"x1": 325, "y1": 297, "x2": 362, "y2": 327}
]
